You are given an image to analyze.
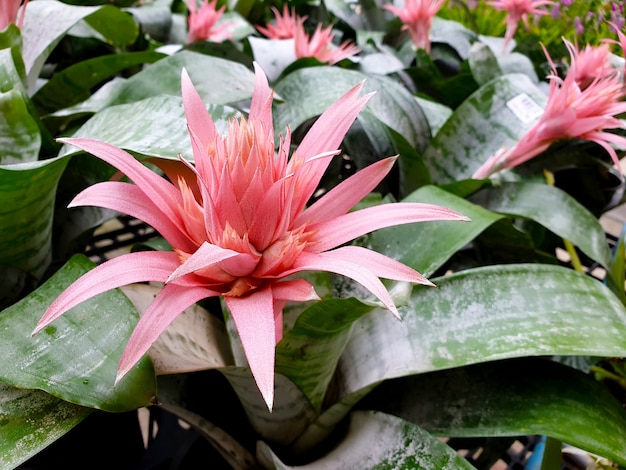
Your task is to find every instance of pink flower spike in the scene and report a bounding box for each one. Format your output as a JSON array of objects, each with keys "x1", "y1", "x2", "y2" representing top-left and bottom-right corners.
[
  {"x1": 293, "y1": 18, "x2": 360, "y2": 65},
  {"x1": 186, "y1": 0, "x2": 233, "y2": 44},
  {"x1": 384, "y1": 0, "x2": 447, "y2": 53},
  {"x1": 487, "y1": 0, "x2": 555, "y2": 49},
  {"x1": 473, "y1": 35, "x2": 626, "y2": 178},
  {"x1": 256, "y1": 5, "x2": 301, "y2": 39},
  {"x1": 37, "y1": 65, "x2": 468, "y2": 411}
]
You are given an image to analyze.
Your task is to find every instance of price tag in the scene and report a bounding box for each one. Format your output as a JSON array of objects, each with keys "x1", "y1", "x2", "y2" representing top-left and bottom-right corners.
[{"x1": 506, "y1": 93, "x2": 544, "y2": 124}]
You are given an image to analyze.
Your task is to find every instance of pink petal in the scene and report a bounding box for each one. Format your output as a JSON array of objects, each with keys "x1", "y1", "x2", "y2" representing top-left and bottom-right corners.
[
  {"x1": 33, "y1": 251, "x2": 182, "y2": 335},
  {"x1": 166, "y1": 241, "x2": 241, "y2": 282},
  {"x1": 225, "y1": 287, "x2": 276, "y2": 410},
  {"x1": 323, "y1": 246, "x2": 434, "y2": 286},
  {"x1": 60, "y1": 138, "x2": 183, "y2": 226},
  {"x1": 249, "y1": 63, "x2": 274, "y2": 131},
  {"x1": 296, "y1": 156, "x2": 397, "y2": 226},
  {"x1": 70, "y1": 181, "x2": 195, "y2": 253},
  {"x1": 307, "y1": 203, "x2": 470, "y2": 253},
  {"x1": 116, "y1": 283, "x2": 217, "y2": 384},
  {"x1": 290, "y1": 251, "x2": 400, "y2": 318},
  {"x1": 272, "y1": 279, "x2": 320, "y2": 301},
  {"x1": 181, "y1": 69, "x2": 218, "y2": 176},
  {"x1": 289, "y1": 83, "x2": 374, "y2": 212}
]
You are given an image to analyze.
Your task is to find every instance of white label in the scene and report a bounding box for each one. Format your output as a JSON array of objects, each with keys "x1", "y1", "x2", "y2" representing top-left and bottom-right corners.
[{"x1": 506, "y1": 93, "x2": 544, "y2": 124}]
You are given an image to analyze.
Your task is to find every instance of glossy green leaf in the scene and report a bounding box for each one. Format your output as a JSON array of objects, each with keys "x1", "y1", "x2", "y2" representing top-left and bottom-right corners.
[
  {"x1": 0, "y1": 156, "x2": 68, "y2": 278},
  {"x1": 276, "y1": 298, "x2": 375, "y2": 413},
  {"x1": 273, "y1": 66, "x2": 430, "y2": 152},
  {"x1": 471, "y1": 181, "x2": 613, "y2": 269},
  {"x1": 33, "y1": 51, "x2": 165, "y2": 115},
  {"x1": 20, "y1": 1, "x2": 138, "y2": 90},
  {"x1": 0, "y1": 382, "x2": 91, "y2": 469},
  {"x1": 422, "y1": 74, "x2": 547, "y2": 184},
  {"x1": 61, "y1": 95, "x2": 239, "y2": 160},
  {"x1": 0, "y1": 43, "x2": 41, "y2": 164},
  {"x1": 220, "y1": 368, "x2": 317, "y2": 447},
  {"x1": 258, "y1": 410, "x2": 476, "y2": 470},
  {"x1": 0, "y1": 88, "x2": 40, "y2": 165},
  {"x1": 108, "y1": 51, "x2": 255, "y2": 107},
  {"x1": 367, "y1": 358, "x2": 626, "y2": 466},
  {"x1": 340, "y1": 264, "x2": 626, "y2": 396},
  {"x1": 0, "y1": 254, "x2": 156, "y2": 412},
  {"x1": 299, "y1": 263, "x2": 626, "y2": 451},
  {"x1": 468, "y1": 42, "x2": 502, "y2": 86}
]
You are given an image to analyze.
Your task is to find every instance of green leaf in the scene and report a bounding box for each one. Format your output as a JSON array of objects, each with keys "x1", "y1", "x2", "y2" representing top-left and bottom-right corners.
[
  {"x1": 0, "y1": 254, "x2": 156, "y2": 412},
  {"x1": 220, "y1": 368, "x2": 317, "y2": 447},
  {"x1": 296, "y1": 264, "x2": 626, "y2": 453},
  {"x1": 367, "y1": 358, "x2": 626, "y2": 466},
  {"x1": 61, "y1": 95, "x2": 239, "y2": 160},
  {"x1": 0, "y1": 45, "x2": 41, "y2": 164},
  {"x1": 0, "y1": 156, "x2": 69, "y2": 278},
  {"x1": 108, "y1": 51, "x2": 255, "y2": 107},
  {"x1": 468, "y1": 42, "x2": 502, "y2": 86},
  {"x1": 20, "y1": 1, "x2": 138, "y2": 91},
  {"x1": 33, "y1": 51, "x2": 165, "y2": 115},
  {"x1": 470, "y1": 181, "x2": 613, "y2": 269},
  {"x1": 276, "y1": 298, "x2": 375, "y2": 413},
  {"x1": 273, "y1": 66, "x2": 430, "y2": 152},
  {"x1": 83, "y1": 5, "x2": 139, "y2": 48},
  {"x1": 258, "y1": 410, "x2": 477, "y2": 470},
  {"x1": 0, "y1": 382, "x2": 91, "y2": 469},
  {"x1": 365, "y1": 185, "x2": 504, "y2": 277},
  {"x1": 0, "y1": 88, "x2": 40, "y2": 165},
  {"x1": 339, "y1": 264, "x2": 626, "y2": 396},
  {"x1": 422, "y1": 74, "x2": 547, "y2": 184}
]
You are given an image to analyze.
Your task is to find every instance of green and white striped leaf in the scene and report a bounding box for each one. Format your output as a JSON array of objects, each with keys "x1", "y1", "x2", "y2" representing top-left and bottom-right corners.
[
  {"x1": 273, "y1": 66, "x2": 430, "y2": 152},
  {"x1": 0, "y1": 382, "x2": 92, "y2": 469},
  {"x1": 33, "y1": 51, "x2": 165, "y2": 115},
  {"x1": 108, "y1": 51, "x2": 255, "y2": 107},
  {"x1": 297, "y1": 264, "x2": 626, "y2": 451},
  {"x1": 0, "y1": 156, "x2": 68, "y2": 278},
  {"x1": 0, "y1": 254, "x2": 157, "y2": 412},
  {"x1": 340, "y1": 264, "x2": 626, "y2": 395},
  {"x1": 220, "y1": 368, "x2": 317, "y2": 447},
  {"x1": 258, "y1": 410, "x2": 476, "y2": 470},
  {"x1": 422, "y1": 74, "x2": 547, "y2": 184},
  {"x1": 21, "y1": 1, "x2": 138, "y2": 91},
  {"x1": 276, "y1": 298, "x2": 375, "y2": 413},
  {"x1": 61, "y1": 95, "x2": 239, "y2": 160},
  {"x1": 0, "y1": 46, "x2": 40, "y2": 164},
  {"x1": 471, "y1": 181, "x2": 613, "y2": 269},
  {"x1": 367, "y1": 358, "x2": 626, "y2": 466}
]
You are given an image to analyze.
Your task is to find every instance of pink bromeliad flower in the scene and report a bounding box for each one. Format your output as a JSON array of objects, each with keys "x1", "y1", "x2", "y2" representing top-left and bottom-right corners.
[
  {"x1": 487, "y1": 0, "x2": 555, "y2": 49},
  {"x1": 1, "y1": 0, "x2": 28, "y2": 30},
  {"x1": 33, "y1": 64, "x2": 468, "y2": 409},
  {"x1": 186, "y1": 0, "x2": 232, "y2": 44},
  {"x1": 256, "y1": 5, "x2": 300, "y2": 39},
  {"x1": 293, "y1": 18, "x2": 360, "y2": 64},
  {"x1": 569, "y1": 41, "x2": 615, "y2": 89},
  {"x1": 473, "y1": 38, "x2": 626, "y2": 179},
  {"x1": 256, "y1": 6, "x2": 358, "y2": 65},
  {"x1": 384, "y1": 0, "x2": 447, "y2": 53}
]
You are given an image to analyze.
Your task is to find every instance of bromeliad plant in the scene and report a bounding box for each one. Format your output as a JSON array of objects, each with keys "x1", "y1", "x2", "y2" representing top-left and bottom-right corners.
[{"x1": 4, "y1": 0, "x2": 626, "y2": 469}]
